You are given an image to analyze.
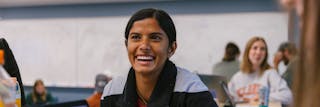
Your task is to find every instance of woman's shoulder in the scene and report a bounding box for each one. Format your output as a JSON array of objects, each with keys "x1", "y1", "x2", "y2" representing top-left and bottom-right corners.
[
  {"x1": 263, "y1": 68, "x2": 279, "y2": 76},
  {"x1": 174, "y1": 67, "x2": 208, "y2": 93},
  {"x1": 214, "y1": 60, "x2": 239, "y2": 66},
  {"x1": 26, "y1": 92, "x2": 33, "y2": 98},
  {"x1": 46, "y1": 91, "x2": 53, "y2": 96},
  {"x1": 230, "y1": 70, "x2": 244, "y2": 80},
  {"x1": 230, "y1": 71, "x2": 248, "y2": 84},
  {"x1": 213, "y1": 61, "x2": 224, "y2": 67},
  {"x1": 101, "y1": 75, "x2": 127, "y2": 97}
]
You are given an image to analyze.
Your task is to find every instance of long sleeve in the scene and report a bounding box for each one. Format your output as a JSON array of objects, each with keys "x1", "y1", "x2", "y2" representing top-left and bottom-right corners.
[
  {"x1": 46, "y1": 92, "x2": 56, "y2": 104},
  {"x1": 267, "y1": 70, "x2": 293, "y2": 105},
  {"x1": 228, "y1": 72, "x2": 242, "y2": 102}
]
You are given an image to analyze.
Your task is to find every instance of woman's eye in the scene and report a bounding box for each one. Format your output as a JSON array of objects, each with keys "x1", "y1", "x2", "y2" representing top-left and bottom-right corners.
[
  {"x1": 150, "y1": 34, "x2": 161, "y2": 41},
  {"x1": 260, "y1": 47, "x2": 266, "y2": 51},
  {"x1": 130, "y1": 34, "x2": 141, "y2": 40},
  {"x1": 252, "y1": 46, "x2": 258, "y2": 50}
]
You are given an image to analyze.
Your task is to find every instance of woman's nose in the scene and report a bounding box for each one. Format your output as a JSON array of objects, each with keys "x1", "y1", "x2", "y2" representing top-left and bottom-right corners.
[
  {"x1": 256, "y1": 49, "x2": 264, "y2": 54},
  {"x1": 139, "y1": 38, "x2": 151, "y2": 51}
]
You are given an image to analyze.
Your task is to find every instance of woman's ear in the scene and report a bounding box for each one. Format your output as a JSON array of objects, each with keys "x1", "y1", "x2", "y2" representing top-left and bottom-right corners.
[
  {"x1": 125, "y1": 40, "x2": 128, "y2": 48},
  {"x1": 168, "y1": 41, "x2": 177, "y2": 58}
]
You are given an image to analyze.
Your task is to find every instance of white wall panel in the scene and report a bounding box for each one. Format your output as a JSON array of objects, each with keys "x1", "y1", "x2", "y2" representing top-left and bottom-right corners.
[{"x1": 0, "y1": 12, "x2": 288, "y2": 87}]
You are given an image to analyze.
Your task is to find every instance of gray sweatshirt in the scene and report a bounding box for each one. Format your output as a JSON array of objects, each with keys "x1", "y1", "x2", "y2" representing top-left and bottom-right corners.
[{"x1": 228, "y1": 69, "x2": 292, "y2": 105}]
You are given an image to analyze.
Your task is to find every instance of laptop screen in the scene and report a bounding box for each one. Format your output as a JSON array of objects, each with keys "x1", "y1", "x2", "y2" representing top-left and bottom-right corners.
[
  {"x1": 198, "y1": 74, "x2": 228, "y2": 102},
  {"x1": 220, "y1": 81, "x2": 236, "y2": 107}
]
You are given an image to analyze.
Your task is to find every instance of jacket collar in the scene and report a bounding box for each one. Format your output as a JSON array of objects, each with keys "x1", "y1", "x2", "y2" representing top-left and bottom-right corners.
[{"x1": 123, "y1": 60, "x2": 177, "y2": 107}]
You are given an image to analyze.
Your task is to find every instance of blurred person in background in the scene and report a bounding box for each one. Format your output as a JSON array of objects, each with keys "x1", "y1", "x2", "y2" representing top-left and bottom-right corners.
[
  {"x1": 228, "y1": 37, "x2": 292, "y2": 105},
  {"x1": 212, "y1": 42, "x2": 240, "y2": 81},
  {"x1": 273, "y1": 42, "x2": 298, "y2": 89},
  {"x1": 26, "y1": 79, "x2": 55, "y2": 106},
  {"x1": 86, "y1": 73, "x2": 111, "y2": 107}
]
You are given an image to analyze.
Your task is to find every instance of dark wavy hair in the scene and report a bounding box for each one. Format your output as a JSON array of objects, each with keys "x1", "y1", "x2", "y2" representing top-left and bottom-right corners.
[
  {"x1": 222, "y1": 42, "x2": 240, "y2": 61},
  {"x1": 125, "y1": 8, "x2": 176, "y2": 46}
]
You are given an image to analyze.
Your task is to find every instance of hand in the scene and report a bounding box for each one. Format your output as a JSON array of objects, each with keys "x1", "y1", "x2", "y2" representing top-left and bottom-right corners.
[
  {"x1": 273, "y1": 52, "x2": 283, "y2": 70},
  {"x1": 11, "y1": 77, "x2": 17, "y2": 83},
  {"x1": 251, "y1": 93, "x2": 260, "y2": 103}
]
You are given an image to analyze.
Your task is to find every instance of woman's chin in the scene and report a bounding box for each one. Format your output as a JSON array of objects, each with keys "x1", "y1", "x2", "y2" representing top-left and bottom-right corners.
[
  {"x1": 135, "y1": 68, "x2": 152, "y2": 73},
  {"x1": 134, "y1": 66, "x2": 159, "y2": 75}
]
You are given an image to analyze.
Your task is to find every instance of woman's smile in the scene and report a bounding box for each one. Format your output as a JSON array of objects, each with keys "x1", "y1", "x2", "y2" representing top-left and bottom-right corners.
[{"x1": 135, "y1": 55, "x2": 155, "y2": 66}]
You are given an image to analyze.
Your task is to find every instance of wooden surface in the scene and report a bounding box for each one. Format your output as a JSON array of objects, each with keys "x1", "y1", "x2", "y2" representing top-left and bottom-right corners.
[{"x1": 218, "y1": 101, "x2": 281, "y2": 107}]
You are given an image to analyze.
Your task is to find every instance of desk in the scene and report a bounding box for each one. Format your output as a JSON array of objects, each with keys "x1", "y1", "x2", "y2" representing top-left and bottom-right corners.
[
  {"x1": 236, "y1": 102, "x2": 281, "y2": 107},
  {"x1": 218, "y1": 101, "x2": 282, "y2": 107}
]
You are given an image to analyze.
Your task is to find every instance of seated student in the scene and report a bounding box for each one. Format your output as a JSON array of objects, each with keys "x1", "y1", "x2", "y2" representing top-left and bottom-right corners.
[
  {"x1": 26, "y1": 79, "x2": 55, "y2": 106},
  {"x1": 86, "y1": 74, "x2": 111, "y2": 107},
  {"x1": 101, "y1": 8, "x2": 218, "y2": 107},
  {"x1": 228, "y1": 37, "x2": 292, "y2": 105},
  {"x1": 273, "y1": 42, "x2": 298, "y2": 89},
  {"x1": 212, "y1": 42, "x2": 240, "y2": 81}
]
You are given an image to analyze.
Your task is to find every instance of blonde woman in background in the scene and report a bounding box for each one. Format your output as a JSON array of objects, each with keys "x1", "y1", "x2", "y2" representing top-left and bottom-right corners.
[{"x1": 228, "y1": 37, "x2": 292, "y2": 105}]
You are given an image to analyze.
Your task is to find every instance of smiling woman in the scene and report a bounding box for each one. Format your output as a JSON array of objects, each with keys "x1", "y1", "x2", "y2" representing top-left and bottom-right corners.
[
  {"x1": 127, "y1": 18, "x2": 173, "y2": 77},
  {"x1": 101, "y1": 8, "x2": 218, "y2": 107},
  {"x1": 228, "y1": 36, "x2": 293, "y2": 105}
]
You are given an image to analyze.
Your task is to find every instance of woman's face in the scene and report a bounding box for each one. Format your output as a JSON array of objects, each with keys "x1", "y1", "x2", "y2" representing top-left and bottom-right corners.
[
  {"x1": 249, "y1": 40, "x2": 267, "y2": 67},
  {"x1": 127, "y1": 18, "x2": 175, "y2": 75},
  {"x1": 35, "y1": 83, "x2": 45, "y2": 95}
]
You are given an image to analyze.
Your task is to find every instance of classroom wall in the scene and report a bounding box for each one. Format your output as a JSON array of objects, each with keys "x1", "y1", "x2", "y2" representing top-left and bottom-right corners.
[{"x1": 0, "y1": 0, "x2": 288, "y2": 87}]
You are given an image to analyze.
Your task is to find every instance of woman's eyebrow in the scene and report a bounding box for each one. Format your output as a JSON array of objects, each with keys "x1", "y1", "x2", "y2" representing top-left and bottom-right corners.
[
  {"x1": 149, "y1": 32, "x2": 164, "y2": 35},
  {"x1": 129, "y1": 32, "x2": 140, "y2": 35}
]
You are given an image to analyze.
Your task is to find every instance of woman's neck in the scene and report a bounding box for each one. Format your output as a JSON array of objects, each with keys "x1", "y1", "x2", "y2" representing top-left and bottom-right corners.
[
  {"x1": 135, "y1": 70, "x2": 161, "y2": 102},
  {"x1": 252, "y1": 64, "x2": 260, "y2": 72}
]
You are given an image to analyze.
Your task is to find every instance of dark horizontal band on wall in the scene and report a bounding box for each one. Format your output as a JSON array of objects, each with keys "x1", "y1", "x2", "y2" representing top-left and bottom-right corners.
[{"x1": 0, "y1": 0, "x2": 281, "y2": 20}]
